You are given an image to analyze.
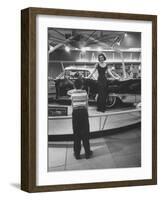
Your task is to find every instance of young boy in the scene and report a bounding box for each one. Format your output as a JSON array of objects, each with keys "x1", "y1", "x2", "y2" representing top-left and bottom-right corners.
[{"x1": 68, "y1": 78, "x2": 93, "y2": 159}]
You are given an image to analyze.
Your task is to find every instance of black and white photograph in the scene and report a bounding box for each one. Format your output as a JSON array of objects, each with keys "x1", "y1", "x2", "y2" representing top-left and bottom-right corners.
[
  {"x1": 20, "y1": 7, "x2": 157, "y2": 192},
  {"x1": 47, "y1": 28, "x2": 141, "y2": 172}
]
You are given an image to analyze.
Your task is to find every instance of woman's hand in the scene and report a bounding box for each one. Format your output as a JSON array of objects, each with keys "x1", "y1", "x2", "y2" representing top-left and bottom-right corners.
[{"x1": 89, "y1": 64, "x2": 97, "y2": 79}]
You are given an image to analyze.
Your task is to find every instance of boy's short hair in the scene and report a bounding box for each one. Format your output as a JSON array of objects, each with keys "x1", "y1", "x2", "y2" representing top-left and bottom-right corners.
[{"x1": 74, "y1": 78, "x2": 83, "y2": 89}]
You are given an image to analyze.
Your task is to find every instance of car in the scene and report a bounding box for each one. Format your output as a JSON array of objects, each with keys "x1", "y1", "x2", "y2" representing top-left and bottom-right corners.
[{"x1": 53, "y1": 66, "x2": 141, "y2": 108}]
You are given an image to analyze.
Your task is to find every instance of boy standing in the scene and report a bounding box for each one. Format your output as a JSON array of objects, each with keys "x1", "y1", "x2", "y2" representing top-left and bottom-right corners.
[{"x1": 68, "y1": 78, "x2": 93, "y2": 159}]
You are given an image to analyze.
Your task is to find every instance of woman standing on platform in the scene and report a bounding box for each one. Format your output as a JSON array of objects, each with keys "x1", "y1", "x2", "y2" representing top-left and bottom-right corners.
[{"x1": 89, "y1": 53, "x2": 118, "y2": 112}]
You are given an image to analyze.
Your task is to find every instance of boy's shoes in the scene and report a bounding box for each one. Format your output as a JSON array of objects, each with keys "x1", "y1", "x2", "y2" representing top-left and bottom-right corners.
[
  {"x1": 74, "y1": 151, "x2": 93, "y2": 159},
  {"x1": 85, "y1": 151, "x2": 93, "y2": 159},
  {"x1": 74, "y1": 154, "x2": 81, "y2": 160}
]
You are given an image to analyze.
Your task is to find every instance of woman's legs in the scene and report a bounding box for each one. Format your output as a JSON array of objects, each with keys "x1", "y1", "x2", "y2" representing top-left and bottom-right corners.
[{"x1": 97, "y1": 84, "x2": 107, "y2": 111}]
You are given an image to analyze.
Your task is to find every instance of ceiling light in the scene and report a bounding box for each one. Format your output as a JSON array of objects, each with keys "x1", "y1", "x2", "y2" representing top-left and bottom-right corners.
[
  {"x1": 65, "y1": 46, "x2": 70, "y2": 52},
  {"x1": 81, "y1": 47, "x2": 86, "y2": 52},
  {"x1": 85, "y1": 47, "x2": 90, "y2": 51},
  {"x1": 97, "y1": 47, "x2": 103, "y2": 52}
]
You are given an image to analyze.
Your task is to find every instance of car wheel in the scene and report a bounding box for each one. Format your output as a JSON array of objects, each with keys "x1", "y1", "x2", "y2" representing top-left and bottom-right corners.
[{"x1": 106, "y1": 96, "x2": 117, "y2": 108}]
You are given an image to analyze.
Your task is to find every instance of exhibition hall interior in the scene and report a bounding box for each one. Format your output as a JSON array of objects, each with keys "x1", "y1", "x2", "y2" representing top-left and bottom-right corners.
[{"x1": 47, "y1": 28, "x2": 141, "y2": 172}]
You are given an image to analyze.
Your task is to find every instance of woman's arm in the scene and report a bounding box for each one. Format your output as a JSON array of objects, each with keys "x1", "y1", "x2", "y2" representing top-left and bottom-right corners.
[
  {"x1": 88, "y1": 63, "x2": 98, "y2": 79},
  {"x1": 107, "y1": 68, "x2": 121, "y2": 79}
]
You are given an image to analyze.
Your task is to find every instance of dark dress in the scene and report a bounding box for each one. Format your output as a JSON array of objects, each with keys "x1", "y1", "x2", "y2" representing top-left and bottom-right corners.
[{"x1": 96, "y1": 64, "x2": 108, "y2": 112}]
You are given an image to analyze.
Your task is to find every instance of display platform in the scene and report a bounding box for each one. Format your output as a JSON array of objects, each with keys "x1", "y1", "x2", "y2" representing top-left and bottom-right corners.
[{"x1": 48, "y1": 104, "x2": 141, "y2": 141}]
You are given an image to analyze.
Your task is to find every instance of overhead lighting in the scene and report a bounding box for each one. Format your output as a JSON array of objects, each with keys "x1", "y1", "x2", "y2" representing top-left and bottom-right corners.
[
  {"x1": 85, "y1": 47, "x2": 90, "y2": 51},
  {"x1": 97, "y1": 47, "x2": 102, "y2": 51},
  {"x1": 65, "y1": 46, "x2": 70, "y2": 52},
  {"x1": 124, "y1": 33, "x2": 128, "y2": 37},
  {"x1": 81, "y1": 47, "x2": 86, "y2": 52}
]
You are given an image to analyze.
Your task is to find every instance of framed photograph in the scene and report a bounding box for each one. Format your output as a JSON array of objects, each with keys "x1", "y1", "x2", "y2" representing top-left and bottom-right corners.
[{"x1": 21, "y1": 7, "x2": 157, "y2": 192}]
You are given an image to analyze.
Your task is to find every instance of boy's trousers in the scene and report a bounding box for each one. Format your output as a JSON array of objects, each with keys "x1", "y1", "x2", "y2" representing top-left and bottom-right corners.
[{"x1": 72, "y1": 108, "x2": 90, "y2": 156}]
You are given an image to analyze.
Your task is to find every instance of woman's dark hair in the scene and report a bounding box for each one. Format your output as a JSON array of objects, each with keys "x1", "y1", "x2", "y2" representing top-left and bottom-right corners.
[
  {"x1": 98, "y1": 53, "x2": 106, "y2": 61},
  {"x1": 74, "y1": 78, "x2": 83, "y2": 89}
]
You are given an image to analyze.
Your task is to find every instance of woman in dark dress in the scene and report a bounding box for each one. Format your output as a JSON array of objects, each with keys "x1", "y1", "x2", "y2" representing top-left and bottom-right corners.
[{"x1": 89, "y1": 53, "x2": 118, "y2": 112}]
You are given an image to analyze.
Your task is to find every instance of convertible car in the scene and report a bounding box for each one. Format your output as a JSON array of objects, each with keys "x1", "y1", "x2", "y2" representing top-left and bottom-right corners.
[{"x1": 53, "y1": 66, "x2": 141, "y2": 108}]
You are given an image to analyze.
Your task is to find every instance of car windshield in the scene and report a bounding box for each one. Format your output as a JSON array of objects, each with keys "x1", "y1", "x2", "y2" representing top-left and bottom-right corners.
[
  {"x1": 64, "y1": 70, "x2": 90, "y2": 79},
  {"x1": 58, "y1": 68, "x2": 113, "y2": 80}
]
